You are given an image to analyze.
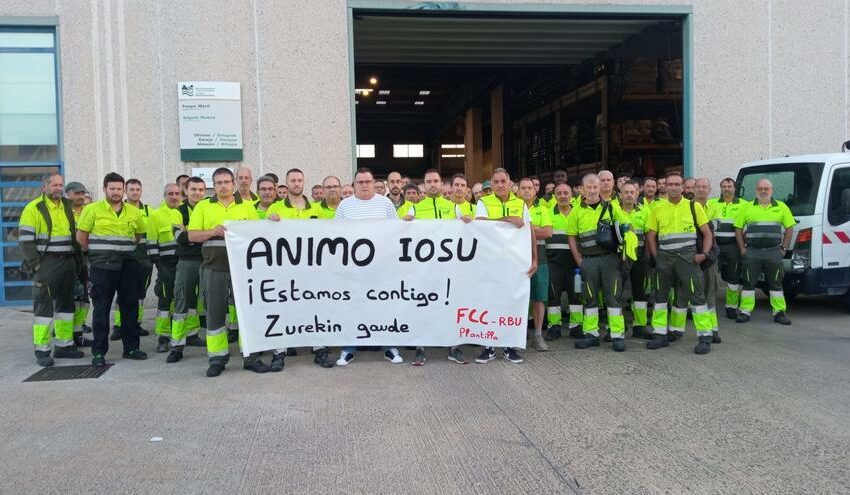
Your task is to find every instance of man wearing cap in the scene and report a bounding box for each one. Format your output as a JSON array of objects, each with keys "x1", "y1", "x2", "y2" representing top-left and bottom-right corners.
[
  {"x1": 20, "y1": 173, "x2": 85, "y2": 366},
  {"x1": 481, "y1": 180, "x2": 493, "y2": 197},
  {"x1": 77, "y1": 172, "x2": 148, "y2": 366},
  {"x1": 65, "y1": 181, "x2": 93, "y2": 346}
]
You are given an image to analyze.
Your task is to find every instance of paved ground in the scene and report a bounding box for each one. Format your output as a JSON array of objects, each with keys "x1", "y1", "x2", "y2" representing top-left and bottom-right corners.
[{"x1": 1, "y1": 294, "x2": 849, "y2": 494}]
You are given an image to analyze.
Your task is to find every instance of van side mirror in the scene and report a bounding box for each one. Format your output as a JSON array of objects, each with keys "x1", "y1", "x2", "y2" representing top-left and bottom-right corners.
[{"x1": 843, "y1": 140, "x2": 850, "y2": 152}]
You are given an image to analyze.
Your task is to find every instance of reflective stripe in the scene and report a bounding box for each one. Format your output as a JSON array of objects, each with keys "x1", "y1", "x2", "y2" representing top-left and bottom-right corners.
[
  {"x1": 727, "y1": 284, "x2": 740, "y2": 291},
  {"x1": 715, "y1": 231, "x2": 735, "y2": 238},
  {"x1": 584, "y1": 307, "x2": 598, "y2": 316},
  {"x1": 692, "y1": 304, "x2": 709, "y2": 314},
  {"x1": 34, "y1": 316, "x2": 53, "y2": 326},
  {"x1": 546, "y1": 307, "x2": 560, "y2": 315},
  {"x1": 552, "y1": 229, "x2": 566, "y2": 236},
  {"x1": 546, "y1": 243, "x2": 570, "y2": 250},
  {"x1": 654, "y1": 302, "x2": 668, "y2": 311},
  {"x1": 19, "y1": 226, "x2": 36, "y2": 234},
  {"x1": 89, "y1": 244, "x2": 136, "y2": 252},
  {"x1": 90, "y1": 235, "x2": 135, "y2": 242},
  {"x1": 204, "y1": 240, "x2": 226, "y2": 247},
  {"x1": 633, "y1": 301, "x2": 648, "y2": 310},
  {"x1": 44, "y1": 245, "x2": 74, "y2": 253},
  {"x1": 19, "y1": 233, "x2": 35, "y2": 242},
  {"x1": 608, "y1": 307, "x2": 622, "y2": 316},
  {"x1": 568, "y1": 305, "x2": 583, "y2": 313},
  {"x1": 769, "y1": 290, "x2": 784, "y2": 299},
  {"x1": 746, "y1": 233, "x2": 780, "y2": 238},
  {"x1": 658, "y1": 232, "x2": 696, "y2": 250},
  {"x1": 207, "y1": 326, "x2": 227, "y2": 336},
  {"x1": 536, "y1": 240, "x2": 546, "y2": 245}
]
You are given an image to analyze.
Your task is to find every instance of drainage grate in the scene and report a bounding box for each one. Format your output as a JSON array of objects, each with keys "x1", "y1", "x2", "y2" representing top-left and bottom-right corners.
[{"x1": 23, "y1": 364, "x2": 113, "y2": 382}]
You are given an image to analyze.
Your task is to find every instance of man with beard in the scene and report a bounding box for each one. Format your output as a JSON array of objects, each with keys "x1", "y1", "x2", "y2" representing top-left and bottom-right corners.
[
  {"x1": 386, "y1": 171, "x2": 404, "y2": 208},
  {"x1": 20, "y1": 173, "x2": 85, "y2": 366},
  {"x1": 77, "y1": 173, "x2": 148, "y2": 366}
]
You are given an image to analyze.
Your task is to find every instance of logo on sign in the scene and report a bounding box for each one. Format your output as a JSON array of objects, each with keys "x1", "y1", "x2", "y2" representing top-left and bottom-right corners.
[{"x1": 180, "y1": 84, "x2": 194, "y2": 97}]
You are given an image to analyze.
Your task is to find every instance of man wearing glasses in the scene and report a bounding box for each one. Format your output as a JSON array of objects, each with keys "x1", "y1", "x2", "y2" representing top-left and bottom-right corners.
[{"x1": 334, "y1": 168, "x2": 403, "y2": 366}]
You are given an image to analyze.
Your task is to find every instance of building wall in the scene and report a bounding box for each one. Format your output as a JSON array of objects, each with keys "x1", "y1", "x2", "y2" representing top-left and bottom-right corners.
[{"x1": 2, "y1": 0, "x2": 848, "y2": 205}]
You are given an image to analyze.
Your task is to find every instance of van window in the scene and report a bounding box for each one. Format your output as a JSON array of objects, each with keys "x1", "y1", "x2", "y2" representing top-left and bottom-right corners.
[
  {"x1": 827, "y1": 166, "x2": 850, "y2": 226},
  {"x1": 736, "y1": 163, "x2": 823, "y2": 216}
]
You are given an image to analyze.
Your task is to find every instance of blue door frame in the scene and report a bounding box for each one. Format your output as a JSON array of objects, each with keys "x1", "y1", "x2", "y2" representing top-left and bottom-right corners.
[{"x1": 0, "y1": 24, "x2": 63, "y2": 306}]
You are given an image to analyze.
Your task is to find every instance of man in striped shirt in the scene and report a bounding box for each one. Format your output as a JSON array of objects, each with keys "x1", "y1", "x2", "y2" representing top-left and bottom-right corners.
[{"x1": 335, "y1": 167, "x2": 403, "y2": 366}]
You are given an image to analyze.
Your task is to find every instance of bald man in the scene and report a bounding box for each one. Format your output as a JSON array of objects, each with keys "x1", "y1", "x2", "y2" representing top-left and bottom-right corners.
[{"x1": 734, "y1": 179, "x2": 795, "y2": 325}]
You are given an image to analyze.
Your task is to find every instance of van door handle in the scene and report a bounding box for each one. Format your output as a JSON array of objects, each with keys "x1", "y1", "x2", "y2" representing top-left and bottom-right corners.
[{"x1": 827, "y1": 262, "x2": 839, "y2": 267}]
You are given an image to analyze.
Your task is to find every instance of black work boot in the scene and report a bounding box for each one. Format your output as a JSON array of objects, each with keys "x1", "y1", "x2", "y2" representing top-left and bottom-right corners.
[
  {"x1": 631, "y1": 326, "x2": 649, "y2": 339},
  {"x1": 156, "y1": 336, "x2": 169, "y2": 353},
  {"x1": 314, "y1": 348, "x2": 335, "y2": 368},
  {"x1": 735, "y1": 313, "x2": 750, "y2": 323},
  {"x1": 544, "y1": 324, "x2": 561, "y2": 341},
  {"x1": 725, "y1": 307, "x2": 737, "y2": 320},
  {"x1": 109, "y1": 326, "x2": 121, "y2": 341},
  {"x1": 694, "y1": 336, "x2": 712, "y2": 355},
  {"x1": 137, "y1": 325, "x2": 150, "y2": 337},
  {"x1": 35, "y1": 350, "x2": 54, "y2": 367},
  {"x1": 612, "y1": 339, "x2": 626, "y2": 352},
  {"x1": 166, "y1": 349, "x2": 183, "y2": 363},
  {"x1": 646, "y1": 334, "x2": 669, "y2": 350},
  {"x1": 568, "y1": 326, "x2": 584, "y2": 339},
  {"x1": 286, "y1": 348, "x2": 298, "y2": 357},
  {"x1": 53, "y1": 346, "x2": 84, "y2": 359},
  {"x1": 185, "y1": 335, "x2": 204, "y2": 347},
  {"x1": 227, "y1": 329, "x2": 238, "y2": 343},
  {"x1": 270, "y1": 353, "x2": 285, "y2": 372},
  {"x1": 712, "y1": 331, "x2": 722, "y2": 344},
  {"x1": 243, "y1": 358, "x2": 270, "y2": 374},
  {"x1": 773, "y1": 311, "x2": 791, "y2": 325},
  {"x1": 575, "y1": 336, "x2": 600, "y2": 349},
  {"x1": 206, "y1": 362, "x2": 225, "y2": 377}
]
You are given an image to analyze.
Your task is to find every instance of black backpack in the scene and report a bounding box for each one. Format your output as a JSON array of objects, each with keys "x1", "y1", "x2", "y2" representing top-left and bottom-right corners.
[{"x1": 690, "y1": 200, "x2": 719, "y2": 269}]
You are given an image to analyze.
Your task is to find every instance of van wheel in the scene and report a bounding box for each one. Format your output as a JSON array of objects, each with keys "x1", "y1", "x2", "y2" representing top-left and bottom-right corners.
[{"x1": 844, "y1": 290, "x2": 850, "y2": 314}]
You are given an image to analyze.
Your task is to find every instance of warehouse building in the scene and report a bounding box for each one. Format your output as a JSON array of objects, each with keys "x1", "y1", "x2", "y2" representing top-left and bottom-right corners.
[{"x1": 0, "y1": 0, "x2": 848, "y2": 304}]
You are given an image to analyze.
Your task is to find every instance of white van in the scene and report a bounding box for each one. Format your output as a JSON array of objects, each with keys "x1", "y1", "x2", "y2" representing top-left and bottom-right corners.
[{"x1": 735, "y1": 143, "x2": 850, "y2": 311}]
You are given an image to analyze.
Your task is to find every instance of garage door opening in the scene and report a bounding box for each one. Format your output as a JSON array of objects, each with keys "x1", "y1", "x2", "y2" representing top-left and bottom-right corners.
[{"x1": 351, "y1": 10, "x2": 686, "y2": 184}]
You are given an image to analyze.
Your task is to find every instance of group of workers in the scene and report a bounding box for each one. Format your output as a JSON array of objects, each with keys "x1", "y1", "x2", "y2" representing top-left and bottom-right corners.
[{"x1": 19, "y1": 163, "x2": 795, "y2": 375}]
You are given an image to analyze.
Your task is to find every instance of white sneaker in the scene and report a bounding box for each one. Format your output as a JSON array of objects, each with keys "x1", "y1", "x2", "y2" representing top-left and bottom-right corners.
[
  {"x1": 383, "y1": 348, "x2": 403, "y2": 364},
  {"x1": 336, "y1": 351, "x2": 354, "y2": 366}
]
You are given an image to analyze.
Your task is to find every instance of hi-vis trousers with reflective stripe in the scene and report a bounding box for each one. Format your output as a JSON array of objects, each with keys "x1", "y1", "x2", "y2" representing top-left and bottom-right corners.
[
  {"x1": 170, "y1": 258, "x2": 202, "y2": 348},
  {"x1": 740, "y1": 246, "x2": 786, "y2": 315},
  {"x1": 32, "y1": 255, "x2": 76, "y2": 352},
  {"x1": 154, "y1": 258, "x2": 178, "y2": 337},
  {"x1": 579, "y1": 254, "x2": 625, "y2": 337},
  {"x1": 717, "y1": 242, "x2": 742, "y2": 310},
  {"x1": 651, "y1": 250, "x2": 713, "y2": 337},
  {"x1": 199, "y1": 266, "x2": 259, "y2": 366}
]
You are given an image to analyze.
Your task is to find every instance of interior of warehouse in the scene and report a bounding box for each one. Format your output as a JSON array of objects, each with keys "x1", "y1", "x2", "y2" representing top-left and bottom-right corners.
[{"x1": 352, "y1": 11, "x2": 685, "y2": 183}]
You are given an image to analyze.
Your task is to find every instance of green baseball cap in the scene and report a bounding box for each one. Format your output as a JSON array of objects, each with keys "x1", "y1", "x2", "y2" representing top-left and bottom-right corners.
[{"x1": 65, "y1": 181, "x2": 88, "y2": 194}]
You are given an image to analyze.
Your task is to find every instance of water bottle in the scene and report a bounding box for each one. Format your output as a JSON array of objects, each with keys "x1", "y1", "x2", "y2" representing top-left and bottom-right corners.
[{"x1": 573, "y1": 268, "x2": 582, "y2": 294}]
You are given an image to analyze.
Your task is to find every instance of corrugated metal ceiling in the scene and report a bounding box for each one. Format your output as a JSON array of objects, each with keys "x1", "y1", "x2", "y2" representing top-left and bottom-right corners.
[{"x1": 354, "y1": 15, "x2": 659, "y2": 66}]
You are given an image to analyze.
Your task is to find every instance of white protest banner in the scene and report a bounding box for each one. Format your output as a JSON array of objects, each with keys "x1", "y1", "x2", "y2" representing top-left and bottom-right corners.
[{"x1": 225, "y1": 219, "x2": 532, "y2": 356}]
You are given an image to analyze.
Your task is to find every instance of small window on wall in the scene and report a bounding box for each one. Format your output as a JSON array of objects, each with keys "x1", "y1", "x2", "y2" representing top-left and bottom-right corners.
[
  {"x1": 356, "y1": 144, "x2": 375, "y2": 159},
  {"x1": 393, "y1": 144, "x2": 424, "y2": 158}
]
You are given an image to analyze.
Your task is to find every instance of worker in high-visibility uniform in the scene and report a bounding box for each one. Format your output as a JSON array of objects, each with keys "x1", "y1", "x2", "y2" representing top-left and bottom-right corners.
[
  {"x1": 449, "y1": 173, "x2": 476, "y2": 218},
  {"x1": 402, "y1": 169, "x2": 473, "y2": 365},
  {"x1": 317, "y1": 175, "x2": 341, "y2": 219},
  {"x1": 254, "y1": 175, "x2": 279, "y2": 219},
  {"x1": 77, "y1": 172, "x2": 148, "y2": 366},
  {"x1": 707, "y1": 177, "x2": 747, "y2": 319},
  {"x1": 165, "y1": 176, "x2": 207, "y2": 364},
  {"x1": 64, "y1": 181, "x2": 93, "y2": 347},
  {"x1": 544, "y1": 182, "x2": 584, "y2": 341},
  {"x1": 694, "y1": 178, "x2": 722, "y2": 343},
  {"x1": 518, "y1": 178, "x2": 552, "y2": 352},
  {"x1": 188, "y1": 167, "x2": 268, "y2": 377},
  {"x1": 112, "y1": 178, "x2": 155, "y2": 340},
  {"x1": 151, "y1": 183, "x2": 183, "y2": 353},
  {"x1": 616, "y1": 180, "x2": 652, "y2": 339},
  {"x1": 396, "y1": 184, "x2": 419, "y2": 219},
  {"x1": 644, "y1": 172, "x2": 716, "y2": 354},
  {"x1": 734, "y1": 178, "x2": 795, "y2": 325},
  {"x1": 566, "y1": 173, "x2": 630, "y2": 352},
  {"x1": 266, "y1": 168, "x2": 323, "y2": 371},
  {"x1": 475, "y1": 168, "x2": 536, "y2": 364},
  {"x1": 20, "y1": 173, "x2": 85, "y2": 367}
]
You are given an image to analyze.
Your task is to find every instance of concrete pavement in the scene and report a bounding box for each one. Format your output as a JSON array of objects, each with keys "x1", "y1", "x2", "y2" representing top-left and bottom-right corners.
[{"x1": 0, "y1": 295, "x2": 849, "y2": 494}]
